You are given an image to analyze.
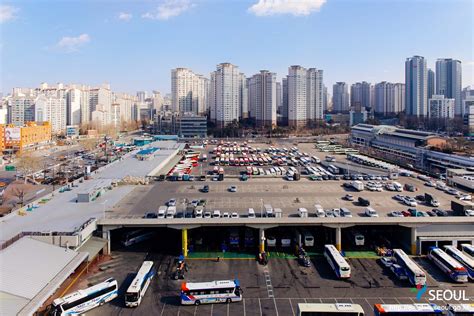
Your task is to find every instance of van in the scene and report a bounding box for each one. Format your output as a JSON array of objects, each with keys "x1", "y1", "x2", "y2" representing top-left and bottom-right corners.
[
  {"x1": 194, "y1": 206, "x2": 204, "y2": 218},
  {"x1": 166, "y1": 206, "x2": 176, "y2": 218},
  {"x1": 314, "y1": 204, "x2": 325, "y2": 217},
  {"x1": 298, "y1": 207, "x2": 308, "y2": 218},
  {"x1": 248, "y1": 208, "x2": 256, "y2": 218},
  {"x1": 158, "y1": 206, "x2": 167, "y2": 218},
  {"x1": 264, "y1": 204, "x2": 273, "y2": 217}
]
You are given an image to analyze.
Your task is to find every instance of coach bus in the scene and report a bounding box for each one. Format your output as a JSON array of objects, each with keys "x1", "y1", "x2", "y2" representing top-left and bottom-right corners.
[
  {"x1": 297, "y1": 303, "x2": 364, "y2": 315},
  {"x1": 428, "y1": 247, "x2": 468, "y2": 283},
  {"x1": 121, "y1": 229, "x2": 155, "y2": 247},
  {"x1": 50, "y1": 278, "x2": 118, "y2": 315},
  {"x1": 180, "y1": 279, "x2": 242, "y2": 306},
  {"x1": 393, "y1": 249, "x2": 426, "y2": 286},
  {"x1": 461, "y1": 243, "x2": 474, "y2": 258},
  {"x1": 374, "y1": 304, "x2": 443, "y2": 315},
  {"x1": 444, "y1": 245, "x2": 474, "y2": 280},
  {"x1": 125, "y1": 261, "x2": 155, "y2": 307},
  {"x1": 324, "y1": 244, "x2": 351, "y2": 278}
]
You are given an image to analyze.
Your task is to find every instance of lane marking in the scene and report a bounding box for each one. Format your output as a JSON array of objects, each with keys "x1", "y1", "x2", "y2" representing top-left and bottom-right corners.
[
  {"x1": 288, "y1": 298, "x2": 295, "y2": 316},
  {"x1": 160, "y1": 302, "x2": 167, "y2": 316},
  {"x1": 258, "y1": 298, "x2": 263, "y2": 315},
  {"x1": 243, "y1": 298, "x2": 246, "y2": 316}
]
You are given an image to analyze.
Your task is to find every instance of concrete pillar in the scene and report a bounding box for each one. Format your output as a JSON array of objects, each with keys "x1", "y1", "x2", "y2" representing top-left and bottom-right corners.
[
  {"x1": 102, "y1": 230, "x2": 111, "y2": 255},
  {"x1": 259, "y1": 228, "x2": 265, "y2": 253},
  {"x1": 182, "y1": 229, "x2": 188, "y2": 257},
  {"x1": 335, "y1": 227, "x2": 342, "y2": 251},
  {"x1": 410, "y1": 227, "x2": 417, "y2": 255}
]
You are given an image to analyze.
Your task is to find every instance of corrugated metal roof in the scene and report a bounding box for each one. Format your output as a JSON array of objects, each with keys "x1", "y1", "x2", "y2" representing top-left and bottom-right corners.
[
  {"x1": 76, "y1": 237, "x2": 107, "y2": 262},
  {"x1": 0, "y1": 237, "x2": 79, "y2": 300},
  {"x1": 0, "y1": 291, "x2": 29, "y2": 316}
]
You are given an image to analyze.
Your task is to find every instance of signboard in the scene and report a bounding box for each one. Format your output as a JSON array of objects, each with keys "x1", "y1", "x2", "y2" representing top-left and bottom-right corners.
[
  {"x1": 5, "y1": 165, "x2": 16, "y2": 171},
  {"x1": 5, "y1": 127, "x2": 21, "y2": 142}
]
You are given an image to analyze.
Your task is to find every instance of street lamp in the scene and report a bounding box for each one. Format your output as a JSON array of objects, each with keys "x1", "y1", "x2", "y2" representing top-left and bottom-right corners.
[{"x1": 260, "y1": 198, "x2": 263, "y2": 218}]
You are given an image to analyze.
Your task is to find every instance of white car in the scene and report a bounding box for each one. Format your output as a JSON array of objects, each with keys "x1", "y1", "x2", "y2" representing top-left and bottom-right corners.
[
  {"x1": 459, "y1": 194, "x2": 472, "y2": 201},
  {"x1": 390, "y1": 211, "x2": 404, "y2": 217},
  {"x1": 332, "y1": 208, "x2": 341, "y2": 217},
  {"x1": 212, "y1": 210, "x2": 221, "y2": 218},
  {"x1": 394, "y1": 194, "x2": 404, "y2": 201},
  {"x1": 222, "y1": 212, "x2": 230, "y2": 218},
  {"x1": 191, "y1": 199, "x2": 199, "y2": 207},
  {"x1": 231, "y1": 212, "x2": 239, "y2": 218},
  {"x1": 403, "y1": 197, "x2": 417, "y2": 207},
  {"x1": 167, "y1": 198, "x2": 177, "y2": 206},
  {"x1": 445, "y1": 188, "x2": 460, "y2": 195},
  {"x1": 365, "y1": 207, "x2": 379, "y2": 217},
  {"x1": 203, "y1": 211, "x2": 212, "y2": 218},
  {"x1": 465, "y1": 209, "x2": 474, "y2": 217},
  {"x1": 228, "y1": 186, "x2": 237, "y2": 192},
  {"x1": 212, "y1": 176, "x2": 219, "y2": 181},
  {"x1": 425, "y1": 181, "x2": 436, "y2": 187}
]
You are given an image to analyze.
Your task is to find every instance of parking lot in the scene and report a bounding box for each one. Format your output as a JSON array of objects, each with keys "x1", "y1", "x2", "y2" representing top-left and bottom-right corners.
[{"x1": 83, "y1": 243, "x2": 474, "y2": 316}]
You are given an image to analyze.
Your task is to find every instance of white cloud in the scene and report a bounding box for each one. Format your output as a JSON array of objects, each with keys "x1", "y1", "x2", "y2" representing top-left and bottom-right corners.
[
  {"x1": 56, "y1": 34, "x2": 90, "y2": 52},
  {"x1": 465, "y1": 61, "x2": 474, "y2": 66},
  {"x1": 248, "y1": 0, "x2": 326, "y2": 16},
  {"x1": 0, "y1": 5, "x2": 19, "y2": 23},
  {"x1": 142, "y1": 0, "x2": 195, "y2": 20},
  {"x1": 118, "y1": 12, "x2": 132, "y2": 21}
]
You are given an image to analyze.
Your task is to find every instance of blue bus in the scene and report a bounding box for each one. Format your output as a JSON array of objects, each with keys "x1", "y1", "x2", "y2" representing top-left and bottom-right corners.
[
  {"x1": 374, "y1": 304, "x2": 443, "y2": 315},
  {"x1": 428, "y1": 247, "x2": 468, "y2": 283}
]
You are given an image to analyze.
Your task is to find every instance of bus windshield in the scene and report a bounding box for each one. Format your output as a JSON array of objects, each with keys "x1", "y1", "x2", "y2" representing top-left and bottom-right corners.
[{"x1": 125, "y1": 293, "x2": 139, "y2": 302}]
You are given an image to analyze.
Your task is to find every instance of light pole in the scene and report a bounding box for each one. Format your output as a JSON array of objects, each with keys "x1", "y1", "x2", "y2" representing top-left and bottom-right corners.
[{"x1": 260, "y1": 198, "x2": 263, "y2": 218}]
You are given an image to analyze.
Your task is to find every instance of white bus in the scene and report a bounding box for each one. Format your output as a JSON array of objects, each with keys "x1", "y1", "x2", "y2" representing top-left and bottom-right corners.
[
  {"x1": 328, "y1": 165, "x2": 339, "y2": 174},
  {"x1": 180, "y1": 279, "x2": 242, "y2": 305},
  {"x1": 297, "y1": 303, "x2": 364, "y2": 316},
  {"x1": 302, "y1": 230, "x2": 314, "y2": 247},
  {"x1": 122, "y1": 229, "x2": 155, "y2": 247},
  {"x1": 461, "y1": 243, "x2": 474, "y2": 258},
  {"x1": 428, "y1": 247, "x2": 468, "y2": 283},
  {"x1": 50, "y1": 278, "x2": 118, "y2": 316},
  {"x1": 444, "y1": 245, "x2": 474, "y2": 280},
  {"x1": 374, "y1": 304, "x2": 443, "y2": 315},
  {"x1": 324, "y1": 244, "x2": 351, "y2": 278},
  {"x1": 125, "y1": 261, "x2": 155, "y2": 307},
  {"x1": 447, "y1": 304, "x2": 474, "y2": 316},
  {"x1": 393, "y1": 249, "x2": 426, "y2": 286}
]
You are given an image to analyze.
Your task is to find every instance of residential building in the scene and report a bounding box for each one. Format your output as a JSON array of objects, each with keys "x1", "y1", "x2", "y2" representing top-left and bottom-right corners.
[
  {"x1": 248, "y1": 70, "x2": 277, "y2": 127},
  {"x1": 351, "y1": 124, "x2": 474, "y2": 173},
  {"x1": 428, "y1": 68, "x2": 435, "y2": 100},
  {"x1": 306, "y1": 68, "x2": 324, "y2": 124},
  {"x1": 137, "y1": 91, "x2": 147, "y2": 103},
  {"x1": 393, "y1": 83, "x2": 406, "y2": 113},
  {"x1": 66, "y1": 88, "x2": 82, "y2": 126},
  {"x1": 7, "y1": 96, "x2": 36, "y2": 126},
  {"x1": 276, "y1": 82, "x2": 282, "y2": 115},
  {"x1": 332, "y1": 82, "x2": 350, "y2": 113},
  {"x1": 281, "y1": 77, "x2": 288, "y2": 125},
  {"x1": 429, "y1": 95, "x2": 455, "y2": 119},
  {"x1": 34, "y1": 95, "x2": 67, "y2": 133},
  {"x1": 374, "y1": 82, "x2": 405, "y2": 115},
  {"x1": 89, "y1": 85, "x2": 112, "y2": 123},
  {"x1": 323, "y1": 85, "x2": 329, "y2": 112},
  {"x1": 239, "y1": 73, "x2": 248, "y2": 119},
  {"x1": 467, "y1": 102, "x2": 474, "y2": 136},
  {"x1": 405, "y1": 56, "x2": 428, "y2": 117},
  {"x1": 171, "y1": 68, "x2": 209, "y2": 115},
  {"x1": 287, "y1": 65, "x2": 307, "y2": 127},
  {"x1": 209, "y1": 63, "x2": 242, "y2": 128},
  {"x1": 350, "y1": 82, "x2": 371, "y2": 108},
  {"x1": 436, "y1": 58, "x2": 462, "y2": 116}
]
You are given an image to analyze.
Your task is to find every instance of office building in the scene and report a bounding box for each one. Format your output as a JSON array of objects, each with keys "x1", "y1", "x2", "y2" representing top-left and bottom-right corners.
[
  {"x1": 351, "y1": 82, "x2": 371, "y2": 108},
  {"x1": 209, "y1": 63, "x2": 242, "y2": 128},
  {"x1": 405, "y1": 56, "x2": 428, "y2": 117},
  {"x1": 332, "y1": 82, "x2": 350, "y2": 113},
  {"x1": 171, "y1": 68, "x2": 209, "y2": 115},
  {"x1": 436, "y1": 58, "x2": 462, "y2": 116},
  {"x1": 248, "y1": 70, "x2": 277, "y2": 127},
  {"x1": 428, "y1": 68, "x2": 435, "y2": 100},
  {"x1": 429, "y1": 95, "x2": 455, "y2": 119},
  {"x1": 0, "y1": 122, "x2": 52, "y2": 152},
  {"x1": 154, "y1": 113, "x2": 207, "y2": 138}
]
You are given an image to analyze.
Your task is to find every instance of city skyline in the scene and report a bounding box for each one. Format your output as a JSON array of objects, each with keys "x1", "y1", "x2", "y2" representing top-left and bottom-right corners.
[{"x1": 1, "y1": 0, "x2": 473, "y2": 95}]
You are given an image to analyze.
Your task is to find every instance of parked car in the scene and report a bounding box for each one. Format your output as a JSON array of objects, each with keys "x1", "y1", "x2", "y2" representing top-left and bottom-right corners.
[
  {"x1": 143, "y1": 212, "x2": 158, "y2": 218},
  {"x1": 379, "y1": 256, "x2": 395, "y2": 268},
  {"x1": 393, "y1": 194, "x2": 404, "y2": 201},
  {"x1": 403, "y1": 196, "x2": 417, "y2": 207},
  {"x1": 364, "y1": 207, "x2": 379, "y2": 217},
  {"x1": 404, "y1": 184, "x2": 416, "y2": 192},
  {"x1": 426, "y1": 210, "x2": 437, "y2": 217},
  {"x1": 433, "y1": 208, "x2": 448, "y2": 216},
  {"x1": 231, "y1": 212, "x2": 239, "y2": 218},
  {"x1": 325, "y1": 209, "x2": 335, "y2": 217},
  {"x1": 228, "y1": 185, "x2": 237, "y2": 192},
  {"x1": 343, "y1": 194, "x2": 354, "y2": 201},
  {"x1": 465, "y1": 209, "x2": 474, "y2": 217},
  {"x1": 212, "y1": 210, "x2": 221, "y2": 218},
  {"x1": 203, "y1": 211, "x2": 212, "y2": 218},
  {"x1": 167, "y1": 198, "x2": 177, "y2": 206},
  {"x1": 358, "y1": 197, "x2": 370, "y2": 206},
  {"x1": 201, "y1": 185, "x2": 209, "y2": 193},
  {"x1": 390, "y1": 211, "x2": 404, "y2": 217},
  {"x1": 401, "y1": 210, "x2": 411, "y2": 217}
]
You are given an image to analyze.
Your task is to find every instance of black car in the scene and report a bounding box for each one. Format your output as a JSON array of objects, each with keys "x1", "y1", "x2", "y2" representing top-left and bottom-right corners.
[
  {"x1": 433, "y1": 208, "x2": 448, "y2": 216},
  {"x1": 298, "y1": 254, "x2": 311, "y2": 267},
  {"x1": 415, "y1": 194, "x2": 426, "y2": 201},
  {"x1": 358, "y1": 197, "x2": 370, "y2": 206},
  {"x1": 343, "y1": 175, "x2": 351, "y2": 180},
  {"x1": 202, "y1": 185, "x2": 209, "y2": 193},
  {"x1": 143, "y1": 212, "x2": 158, "y2": 218}
]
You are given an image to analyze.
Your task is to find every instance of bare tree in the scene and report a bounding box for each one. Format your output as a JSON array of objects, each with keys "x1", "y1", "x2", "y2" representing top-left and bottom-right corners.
[
  {"x1": 15, "y1": 153, "x2": 42, "y2": 183},
  {"x1": 11, "y1": 186, "x2": 26, "y2": 207}
]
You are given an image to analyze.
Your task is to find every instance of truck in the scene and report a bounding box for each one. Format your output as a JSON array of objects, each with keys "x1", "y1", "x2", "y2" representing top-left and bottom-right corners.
[
  {"x1": 424, "y1": 193, "x2": 440, "y2": 207},
  {"x1": 351, "y1": 180, "x2": 364, "y2": 191},
  {"x1": 451, "y1": 200, "x2": 474, "y2": 216}
]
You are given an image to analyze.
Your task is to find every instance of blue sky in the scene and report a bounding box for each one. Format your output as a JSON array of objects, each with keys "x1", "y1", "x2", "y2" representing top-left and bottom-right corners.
[{"x1": 1, "y1": 0, "x2": 473, "y2": 95}]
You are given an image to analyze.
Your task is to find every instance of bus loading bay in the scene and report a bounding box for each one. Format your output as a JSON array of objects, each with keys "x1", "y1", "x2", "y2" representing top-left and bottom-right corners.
[{"x1": 83, "y1": 242, "x2": 474, "y2": 316}]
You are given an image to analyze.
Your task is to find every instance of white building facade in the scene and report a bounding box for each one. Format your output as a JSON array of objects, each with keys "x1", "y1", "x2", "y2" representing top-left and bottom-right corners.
[{"x1": 429, "y1": 95, "x2": 455, "y2": 119}]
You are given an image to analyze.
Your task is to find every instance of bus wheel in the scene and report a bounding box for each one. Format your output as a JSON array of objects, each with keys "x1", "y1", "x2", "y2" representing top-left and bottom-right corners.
[
  {"x1": 195, "y1": 300, "x2": 201, "y2": 306},
  {"x1": 226, "y1": 298, "x2": 232, "y2": 303}
]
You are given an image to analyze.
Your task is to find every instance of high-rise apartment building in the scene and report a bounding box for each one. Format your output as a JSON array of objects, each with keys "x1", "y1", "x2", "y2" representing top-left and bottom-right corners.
[
  {"x1": 276, "y1": 82, "x2": 282, "y2": 114},
  {"x1": 66, "y1": 88, "x2": 82, "y2": 126},
  {"x1": 435, "y1": 58, "x2": 462, "y2": 116},
  {"x1": 89, "y1": 86, "x2": 112, "y2": 124},
  {"x1": 248, "y1": 70, "x2": 277, "y2": 127},
  {"x1": 374, "y1": 82, "x2": 405, "y2": 115},
  {"x1": 350, "y1": 82, "x2": 371, "y2": 108},
  {"x1": 7, "y1": 96, "x2": 36, "y2": 126},
  {"x1": 393, "y1": 83, "x2": 406, "y2": 113},
  {"x1": 428, "y1": 69, "x2": 435, "y2": 100},
  {"x1": 405, "y1": 56, "x2": 428, "y2": 117},
  {"x1": 332, "y1": 82, "x2": 350, "y2": 113},
  {"x1": 281, "y1": 78, "x2": 288, "y2": 125},
  {"x1": 239, "y1": 73, "x2": 248, "y2": 119},
  {"x1": 287, "y1": 66, "x2": 307, "y2": 127},
  {"x1": 35, "y1": 95, "x2": 67, "y2": 133},
  {"x1": 209, "y1": 63, "x2": 242, "y2": 128},
  {"x1": 306, "y1": 68, "x2": 324, "y2": 124},
  {"x1": 171, "y1": 68, "x2": 209, "y2": 115},
  {"x1": 429, "y1": 95, "x2": 455, "y2": 119}
]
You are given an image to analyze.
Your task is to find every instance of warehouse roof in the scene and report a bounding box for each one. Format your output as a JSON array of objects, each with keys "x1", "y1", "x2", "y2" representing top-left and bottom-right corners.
[{"x1": 0, "y1": 237, "x2": 87, "y2": 315}]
